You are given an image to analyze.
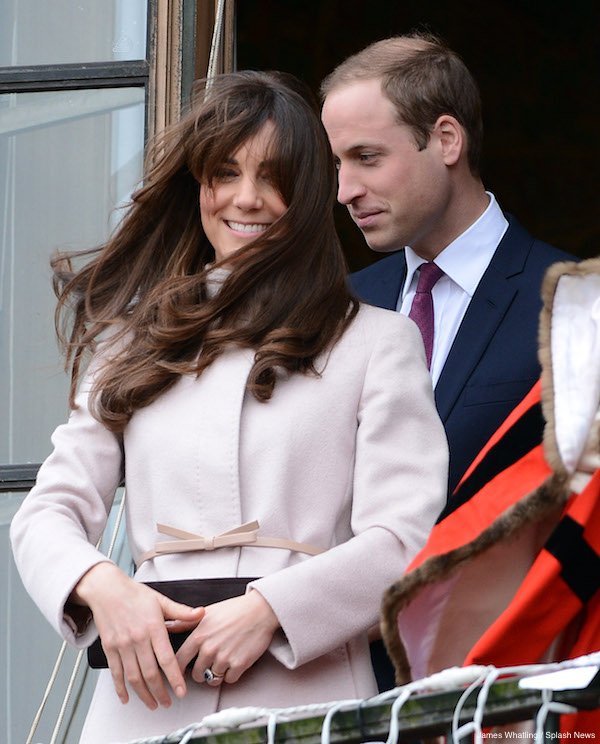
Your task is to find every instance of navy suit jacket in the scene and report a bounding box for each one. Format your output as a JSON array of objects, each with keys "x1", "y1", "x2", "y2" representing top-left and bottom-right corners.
[{"x1": 350, "y1": 214, "x2": 576, "y2": 495}]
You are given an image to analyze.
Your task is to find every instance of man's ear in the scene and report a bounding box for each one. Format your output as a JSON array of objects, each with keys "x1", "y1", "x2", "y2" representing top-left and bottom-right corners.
[{"x1": 433, "y1": 115, "x2": 464, "y2": 167}]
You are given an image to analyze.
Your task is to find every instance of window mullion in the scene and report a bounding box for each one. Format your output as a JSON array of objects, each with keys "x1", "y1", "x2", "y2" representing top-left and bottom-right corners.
[{"x1": 0, "y1": 61, "x2": 149, "y2": 94}]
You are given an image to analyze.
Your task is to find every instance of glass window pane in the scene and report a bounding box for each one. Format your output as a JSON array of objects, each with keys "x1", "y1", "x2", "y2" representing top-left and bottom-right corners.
[
  {"x1": 0, "y1": 1, "x2": 147, "y2": 66},
  {"x1": 0, "y1": 87, "x2": 145, "y2": 465}
]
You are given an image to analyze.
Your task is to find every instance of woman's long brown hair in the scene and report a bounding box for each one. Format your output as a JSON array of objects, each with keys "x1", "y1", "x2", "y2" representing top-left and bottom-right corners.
[{"x1": 53, "y1": 70, "x2": 359, "y2": 432}]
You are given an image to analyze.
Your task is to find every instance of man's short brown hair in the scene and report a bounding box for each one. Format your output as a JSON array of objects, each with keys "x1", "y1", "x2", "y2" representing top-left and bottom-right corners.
[{"x1": 321, "y1": 33, "x2": 483, "y2": 174}]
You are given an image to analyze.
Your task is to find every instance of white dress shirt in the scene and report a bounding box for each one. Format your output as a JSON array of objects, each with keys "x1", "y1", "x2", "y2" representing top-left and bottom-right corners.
[{"x1": 398, "y1": 193, "x2": 509, "y2": 387}]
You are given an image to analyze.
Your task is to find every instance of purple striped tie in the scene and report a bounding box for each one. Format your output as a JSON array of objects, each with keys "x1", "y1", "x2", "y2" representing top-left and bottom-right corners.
[{"x1": 408, "y1": 262, "x2": 444, "y2": 369}]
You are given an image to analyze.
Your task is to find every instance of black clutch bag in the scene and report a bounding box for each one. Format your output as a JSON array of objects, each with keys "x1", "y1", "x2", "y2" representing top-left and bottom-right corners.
[{"x1": 87, "y1": 576, "x2": 257, "y2": 669}]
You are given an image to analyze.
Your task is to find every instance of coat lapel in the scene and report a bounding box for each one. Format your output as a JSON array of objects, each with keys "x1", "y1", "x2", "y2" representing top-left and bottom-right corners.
[
  {"x1": 435, "y1": 217, "x2": 531, "y2": 422},
  {"x1": 193, "y1": 348, "x2": 254, "y2": 534}
]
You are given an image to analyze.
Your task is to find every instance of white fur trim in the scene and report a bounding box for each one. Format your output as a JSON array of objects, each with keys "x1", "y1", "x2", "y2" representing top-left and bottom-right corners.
[{"x1": 551, "y1": 272, "x2": 600, "y2": 474}]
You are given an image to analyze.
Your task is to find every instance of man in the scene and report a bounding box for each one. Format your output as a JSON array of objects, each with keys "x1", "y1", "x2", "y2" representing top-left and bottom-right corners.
[{"x1": 321, "y1": 33, "x2": 575, "y2": 497}]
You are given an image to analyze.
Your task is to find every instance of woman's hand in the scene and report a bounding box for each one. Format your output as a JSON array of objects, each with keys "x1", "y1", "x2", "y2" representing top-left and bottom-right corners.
[
  {"x1": 175, "y1": 589, "x2": 279, "y2": 685},
  {"x1": 71, "y1": 562, "x2": 205, "y2": 709}
]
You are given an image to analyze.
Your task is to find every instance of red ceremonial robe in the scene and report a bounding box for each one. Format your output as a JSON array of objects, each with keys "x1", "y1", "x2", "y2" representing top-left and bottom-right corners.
[{"x1": 381, "y1": 259, "x2": 600, "y2": 735}]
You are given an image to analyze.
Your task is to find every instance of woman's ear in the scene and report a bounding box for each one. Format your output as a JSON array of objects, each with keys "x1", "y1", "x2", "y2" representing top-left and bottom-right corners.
[{"x1": 432, "y1": 114, "x2": 464, "y2": 167}]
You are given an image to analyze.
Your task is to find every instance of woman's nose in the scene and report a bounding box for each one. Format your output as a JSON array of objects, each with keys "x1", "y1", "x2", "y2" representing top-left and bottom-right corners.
[{"x1": 232, "y1": 176, "x2": 263, "y2": 210}]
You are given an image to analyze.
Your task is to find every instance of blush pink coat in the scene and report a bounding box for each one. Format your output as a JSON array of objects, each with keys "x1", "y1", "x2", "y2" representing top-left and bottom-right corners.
[{"x1": 11, "y1": 303, "x2": 448, "y2": 743}]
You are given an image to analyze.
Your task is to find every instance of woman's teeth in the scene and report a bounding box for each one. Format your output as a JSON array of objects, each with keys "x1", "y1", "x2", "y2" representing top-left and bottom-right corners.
[{"x1": 226, "y1": 221, "x2": 268, "y2": 233}]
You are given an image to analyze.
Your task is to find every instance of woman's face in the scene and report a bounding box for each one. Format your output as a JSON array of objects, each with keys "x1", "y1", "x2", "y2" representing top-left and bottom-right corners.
[{"x1": 200, "y1": 121, "x2": 288, "y2": 264}]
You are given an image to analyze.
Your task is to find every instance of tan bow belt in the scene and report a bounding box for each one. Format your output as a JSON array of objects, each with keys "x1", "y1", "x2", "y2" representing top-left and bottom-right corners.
[{"x1": 137, "y1": 520, "x2": 325, "y2": 567}]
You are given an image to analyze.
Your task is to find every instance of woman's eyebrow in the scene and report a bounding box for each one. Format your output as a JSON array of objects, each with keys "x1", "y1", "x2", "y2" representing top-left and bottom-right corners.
[{"x1": 220, "y1": 156, "x2": 276, "y2": 167}]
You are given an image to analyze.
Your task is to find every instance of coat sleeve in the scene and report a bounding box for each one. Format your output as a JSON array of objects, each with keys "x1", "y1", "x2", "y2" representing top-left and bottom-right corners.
[
  {"x1": 249, "y1": 314, "x2": 449, "y2": 668},
  {"x1": 10, "y1": 359, "x2": 124, "y2": 648}
]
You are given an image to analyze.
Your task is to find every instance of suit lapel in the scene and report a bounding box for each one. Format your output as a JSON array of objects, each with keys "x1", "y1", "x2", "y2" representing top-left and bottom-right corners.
[
  {"x1": 435, "y1": 217, "x2": 532, "y2": 422},
  {"x1": 378, "y1": 255, "x2": 407, "y2": 310}
]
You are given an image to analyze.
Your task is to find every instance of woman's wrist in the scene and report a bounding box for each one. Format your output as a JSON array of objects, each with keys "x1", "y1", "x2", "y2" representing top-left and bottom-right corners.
[
  {"x1": 69, "y1": 561, "x2": 118, "y2": 607},
  {"x1": 248, "y1": 588, "x2": 280, "y2": 632}
]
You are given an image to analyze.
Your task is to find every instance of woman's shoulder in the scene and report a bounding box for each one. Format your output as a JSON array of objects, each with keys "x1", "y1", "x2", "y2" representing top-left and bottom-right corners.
[
  {"x1": 349, "y1": 302, "x2": 421, "y2": 343},
  {"x1": 324, "y1": 302, "x2": 423, "y2": 370}
]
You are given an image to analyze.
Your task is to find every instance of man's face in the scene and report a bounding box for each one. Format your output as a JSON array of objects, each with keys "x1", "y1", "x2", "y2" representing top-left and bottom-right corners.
[{"x1": 322, "y1": 79, "x2": 451, "y2": 255}]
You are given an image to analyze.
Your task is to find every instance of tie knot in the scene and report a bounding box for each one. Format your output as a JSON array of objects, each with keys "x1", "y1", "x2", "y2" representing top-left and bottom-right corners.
[{"x1": 416, "y1": 262, "x2": 444, "y2": 293}]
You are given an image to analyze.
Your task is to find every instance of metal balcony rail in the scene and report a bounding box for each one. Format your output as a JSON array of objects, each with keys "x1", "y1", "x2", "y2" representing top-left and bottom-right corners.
[{"x1": 124, "y1": 657, "x2": 600, "y2": 744}]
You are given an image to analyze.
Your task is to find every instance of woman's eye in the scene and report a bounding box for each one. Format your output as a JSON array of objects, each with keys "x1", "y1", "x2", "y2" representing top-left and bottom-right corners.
[
  {"x1": 259, "y1": 169, "x2": 276, "y2": 184},
  {"x1": 215, "y1": 168, "x2": 237, "y2": 180}
]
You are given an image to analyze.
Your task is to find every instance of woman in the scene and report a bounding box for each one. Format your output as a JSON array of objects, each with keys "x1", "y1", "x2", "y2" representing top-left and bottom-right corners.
[{"x1": 11, "y1": 71, "x2": 448, "y2": 743}]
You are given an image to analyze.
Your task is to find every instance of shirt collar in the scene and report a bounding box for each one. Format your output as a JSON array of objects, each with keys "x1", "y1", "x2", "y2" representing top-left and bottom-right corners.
[{"x1": 402, "y1": 193, "x2": 508, "y2": 299}]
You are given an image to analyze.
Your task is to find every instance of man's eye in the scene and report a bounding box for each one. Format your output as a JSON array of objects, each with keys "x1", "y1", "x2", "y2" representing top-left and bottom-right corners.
[
  {"x1": 334, "y1": 160, "x2": 341, "y2": 171},
  {"x1": 359, "y1": 152, "x2": 376, "y2": 162}
]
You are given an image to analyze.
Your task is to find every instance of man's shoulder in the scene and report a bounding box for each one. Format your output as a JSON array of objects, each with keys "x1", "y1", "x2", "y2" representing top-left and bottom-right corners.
[
  {"x1": 350, "y1": 250, "x2": 407, "y2": 279},
  {"x1": 348, "y1": 251, "x2": 406, "y2": 309},
  {"x1": 501, "y1": 214, "x2": 577, "y2": 267}
]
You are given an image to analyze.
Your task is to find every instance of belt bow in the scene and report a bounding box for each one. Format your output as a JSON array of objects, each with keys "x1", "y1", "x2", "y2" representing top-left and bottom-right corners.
[{"x1": 137, "y1": 520, "x2": 325, "y2": 567}]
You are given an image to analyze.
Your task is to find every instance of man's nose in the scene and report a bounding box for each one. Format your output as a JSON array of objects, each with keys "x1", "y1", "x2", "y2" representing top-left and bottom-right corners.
[{"x1": 336, "y1": 165, "x2": 366, "y2": 205}]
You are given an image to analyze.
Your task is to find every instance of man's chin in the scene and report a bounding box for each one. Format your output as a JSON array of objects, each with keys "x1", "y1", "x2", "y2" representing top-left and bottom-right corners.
[
  {"x1": 363, "y1": 236, "x2": 402, "y2": 254},
  {"x1": 354, "y1": 221, "x2": 403, "y2": 253}
]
